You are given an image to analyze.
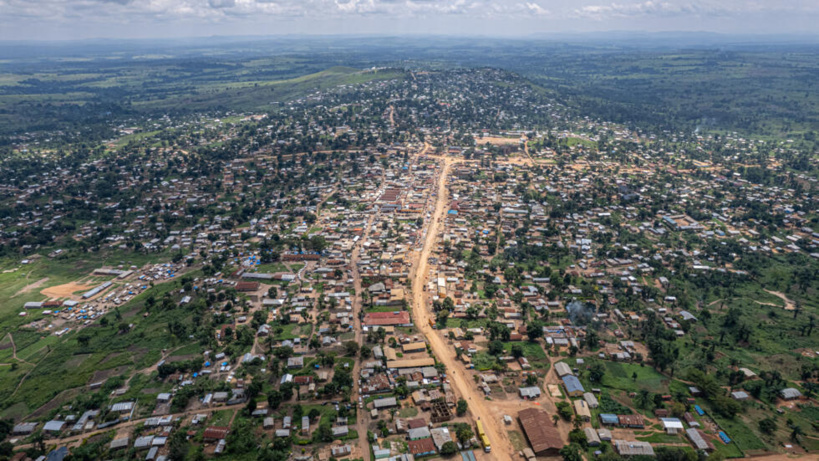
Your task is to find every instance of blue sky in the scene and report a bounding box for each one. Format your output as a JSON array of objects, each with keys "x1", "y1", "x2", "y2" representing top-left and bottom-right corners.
[{"x1": 1, "y1": 0, "x2": 818, "y2": 40}]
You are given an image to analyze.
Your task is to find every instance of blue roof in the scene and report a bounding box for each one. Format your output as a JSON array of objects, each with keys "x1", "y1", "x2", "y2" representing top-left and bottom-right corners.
[
  {"x1": 461, "y1": 451, "x2": 477, "y2": 461},
  {"x1": 562, "y1": 375, "x2": 585, "y2": 393},
  {"x1": 694, "y1": 405, "x2": 704, "y2": 416},
  {"x1": 600, "y1": 413, "x2": 619, "y2": 424}
]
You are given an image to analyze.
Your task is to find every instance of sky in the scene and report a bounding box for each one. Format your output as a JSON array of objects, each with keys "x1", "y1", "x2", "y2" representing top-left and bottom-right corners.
[{"x1": 1, "y1": 0, "x2": 818, "y2": 41}]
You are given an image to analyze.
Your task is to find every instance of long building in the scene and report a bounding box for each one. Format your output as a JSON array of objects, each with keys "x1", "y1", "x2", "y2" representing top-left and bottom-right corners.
[{"x1": 518, "y1": 409, "x2": 562, "y2": 456}]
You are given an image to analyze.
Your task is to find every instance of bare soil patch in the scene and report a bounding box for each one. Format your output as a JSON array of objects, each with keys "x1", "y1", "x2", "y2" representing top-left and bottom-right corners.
[{"x1": 41, "y1": 281, "x2": 95, "y2": 299}]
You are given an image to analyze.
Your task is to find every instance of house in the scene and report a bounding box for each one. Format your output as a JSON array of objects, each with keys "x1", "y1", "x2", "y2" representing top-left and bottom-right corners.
[
  {"x1": 780, "y1": 388, "x2": 802, "y2": 400},
  {"x1": 614, "y1": 440, "x2": 655, "y2": 457},
  {"x1": 574, "y1": 400, "x2": 591, "y2": 421},
  {"x1": 12, "y1": 422, "x2": 37, "y2": 435},
  {"x1": 287, "y1": 356, "x2": 304, "y2": 369},
  {"x1": 408, "y1": 427, "x2": 431, "y2": 440},
  {"x1": 660, "y1": 418, "x2": 684, "y2": 434},
  {"x1": 597, "y1": 428, "x2": 613, "y2": 441},
  {"x1": 731, "y1": 391, "x2": 749, "y2": 401},
  {"x1": 518, "y1": 386, "x2": 541, "y2": 399},
  {"x1": 618, "y1": 414, "x2": 644, "y2": 428},
  {"x1": 599, "y1": 414, "x2": 619, "y2": 426},
  {"x1": 43, "y1": 421, "x2": 66, "y2": 433},
  {"x1": 584, "y1": 427, "x2": 601, "y2": 446},
  {"x1": 430, "y1": 427, "x2": 453, "y2": 450},
  {"x1": 583, "y1": 392, "x2": 599, "y2": 408},
  {"x1": 686, "y1": 428, "x2": 715, "y2": 452},
  {"x1": 331, "y1": 445, "x2": 352, "y2": 457},
  {"x1": 562, "y1": 375, "x2": 585, "y2": 397},
  {"x1": 554, "y1": 362, "x2": 572, "y2": 377},
  {"x1": 518, "y1": 409, "x2": 562, "y2": 456},
  {"x1": 373, "y1": 397, "x2": 398, "y2": 409},
  {"x1": 408, "y1": 437, "x2": 437, "y2": 456},
  {"x1": 683, "y1": 412, "x2": 700, "y2": 428},
  {"x1": 203, "y1": 427, "x2": 230, "y2": 441}
]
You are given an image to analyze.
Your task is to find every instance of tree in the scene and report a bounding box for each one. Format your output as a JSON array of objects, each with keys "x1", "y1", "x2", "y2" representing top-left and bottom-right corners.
[
  {"x1": 488, "y1": 340, "x2": 504, "y2": 356},
  {"x1": 267, "y1": 390, "x2": 283, "y2": 409},
  {"x1": 759, "y1": 417, "x2": 776, "y2": 435},
  {"x1": 456, "y1": 398, "x2": 468, "y2": 416},
  {"x1": 790, "y1": 425, "x2": 804, "y2": 443},
  {"x1": 526, "y1": 320, "x2": 544, "y2": 341},
  {"x1": 455, "y1": 424, "x2": 474, "y2": 443},
  {"x1": 343, "y1": 341, "x2": 359, "y2": 356},
  {"x1": 440, "y1": 441, "x2": 458, "y2": 456},
  {"x1": 167, "y1": 430, "x2": 190, "y2": 461},
  {"x1": 589, "y1": 362, "x2": 606, "y2": 382},
  {"x1": 559, "y1": 444, "x2": 583, "y2": 461},
  {"x1": 511, "y1": 344, "x2": 524, "y2": 358}
]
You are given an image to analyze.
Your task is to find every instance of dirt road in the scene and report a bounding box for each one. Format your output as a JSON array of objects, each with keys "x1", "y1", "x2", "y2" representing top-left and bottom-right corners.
[
  {"x1": 408, "y1": 155, "x2": 516, "y2": 460},
  {"x1": 348, "y1": 170, "x2": 384, "y2": 461}
]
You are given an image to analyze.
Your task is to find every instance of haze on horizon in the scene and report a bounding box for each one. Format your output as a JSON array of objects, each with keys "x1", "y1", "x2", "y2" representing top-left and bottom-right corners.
[{"x1": 1, "y1": 0, "x2": 818, "y2": 42}]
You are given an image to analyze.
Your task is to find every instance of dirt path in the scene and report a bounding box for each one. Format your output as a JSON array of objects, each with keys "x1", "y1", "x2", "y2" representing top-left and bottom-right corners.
[
  {"x1": 6, "y1": 333, "x2": 32, "y2": 366},
  {"x1": 14, "y1": 401, "x2": 250, "y2": 450},
  {"x1": 12, "y1": 277, "x2": 49, "y2": 298},
  {"x1": 764, "y1": 290, "x2": 795, "y2": 311},
  {"x1": 389, "y1": 105, "x2": 396, "y2": 128},
  {"x1": 348, "y1": 168, "x2": 383, "y2": 461},
  {"x1": 408, "y1": 155, "x2": 516, "y2": 460}
]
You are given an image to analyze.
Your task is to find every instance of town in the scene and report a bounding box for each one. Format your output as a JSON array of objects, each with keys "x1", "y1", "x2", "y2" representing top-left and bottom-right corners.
[{"x1": 0, "y1": 67, "x2": 816, "y2": 461}]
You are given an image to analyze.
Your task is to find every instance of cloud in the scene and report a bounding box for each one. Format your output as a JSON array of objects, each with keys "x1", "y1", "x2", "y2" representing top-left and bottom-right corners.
[
  {"x1": 209, "y1": 0, "x2": 236, "y2": 8},
  {"x1": 525, "y1": 2, "x2": 550, "y2": 15}
]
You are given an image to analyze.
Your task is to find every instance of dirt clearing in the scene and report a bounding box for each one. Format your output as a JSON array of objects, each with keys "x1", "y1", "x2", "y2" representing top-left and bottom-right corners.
[{"x1": 41, "y1": 282, "x2": 95, "y2": 298}]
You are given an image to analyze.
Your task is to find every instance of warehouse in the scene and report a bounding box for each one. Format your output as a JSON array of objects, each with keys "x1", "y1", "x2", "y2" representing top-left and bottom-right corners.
[{"x1": 518, "y1": 408, "x2": 562, "y2": 456}]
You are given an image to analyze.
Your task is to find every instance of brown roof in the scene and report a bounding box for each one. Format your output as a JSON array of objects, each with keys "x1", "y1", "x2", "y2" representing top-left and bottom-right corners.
[
  {"x1": 235, "y1": 281, "x2": 260, "y2": 291},
  {"x1": 518, "y1": 409, "x2": 562, "y2": 455},
  {"x1": 203, "y1": 426, "x2": 230, "y2": 440},
  {"x1": 407, "y1": 418, "x2": 427, "y2": 429},
  {"x1": 363, "y1": 311, "x2": 411, "y2": 326},
  {"x1": 618, "y1": 414, "x2": 644, "y2": 427},
  {"x1": 408, "y1": 437, "x2": 436, "y2": 455}
]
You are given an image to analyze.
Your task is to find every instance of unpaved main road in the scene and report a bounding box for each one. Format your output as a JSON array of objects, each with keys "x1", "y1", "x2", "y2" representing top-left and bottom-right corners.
[{"x1": 408, "y1": 155, "x2": 516, "y2": 460}]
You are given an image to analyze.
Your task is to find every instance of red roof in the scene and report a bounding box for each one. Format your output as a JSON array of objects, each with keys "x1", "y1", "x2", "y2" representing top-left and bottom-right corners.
[
  {"x1": 203, "y1": 426, "x2": 230, "y2": 440},
  {"x1": 407, "y1": 418, "x2": 427, "y2": 429},
  {"x1": 363, "y1": 311, "x2": 410, "y2": 326},
  {"x1": 408, "y1": 437, "x2": 436, "y2": 455}
]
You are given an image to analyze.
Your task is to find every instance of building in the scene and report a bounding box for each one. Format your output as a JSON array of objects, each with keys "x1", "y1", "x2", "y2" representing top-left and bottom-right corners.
[
  {"x1": 660, "y1": 418, "x2": 684, "y2": 434},
  {"x1": 613, "y1": 440, "x2": 655, "y2": 457},
  {"x1": 584, "y1": 427, "x2": 601, "y2": 446},
  {"x1": 574, "y1": 399, "x2": 592, "y2": 421},
  {"x1": 408, "y1": 427, "x2": 431, "y2": 440},
  {"x1": 562, "y1": 375, "x2": 585, "y2": 397},
  {"x1": 373, "y1": 397, "x2": 398, "y2": 409},
  {"x1": 518, "y1": 386, "x2": 541, "y2": 399},
  {"x1": 599, "y1": 414, "x2": 619, "y2": 426},
  {"x1": 780, "y1": 388, "x2": 802, "y2": 400},
  {"x1": 518, "y1": 409, "x2": 562, "y2": 456},
  {"x1": 430, "y1": 427, "x2": 453, "y2": 450},
  {"x1": 686, "y1": 428, "x2": 715, "y2": 452},
  {"x1": 618, "y1": 414, "x2": 644, "y2": 428},
  {"x1": 583, "y1": 392, "x2": 599, "y2": 408},
  {"x1": 554, "y1": 362, "x2": 572, "y2": 377},
  {"x1": 363, "y1": 311, "x2": 412, "y2": 327},
  {"x1": 408, "y1": 437, "x2": 437, "y2": 456}
]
